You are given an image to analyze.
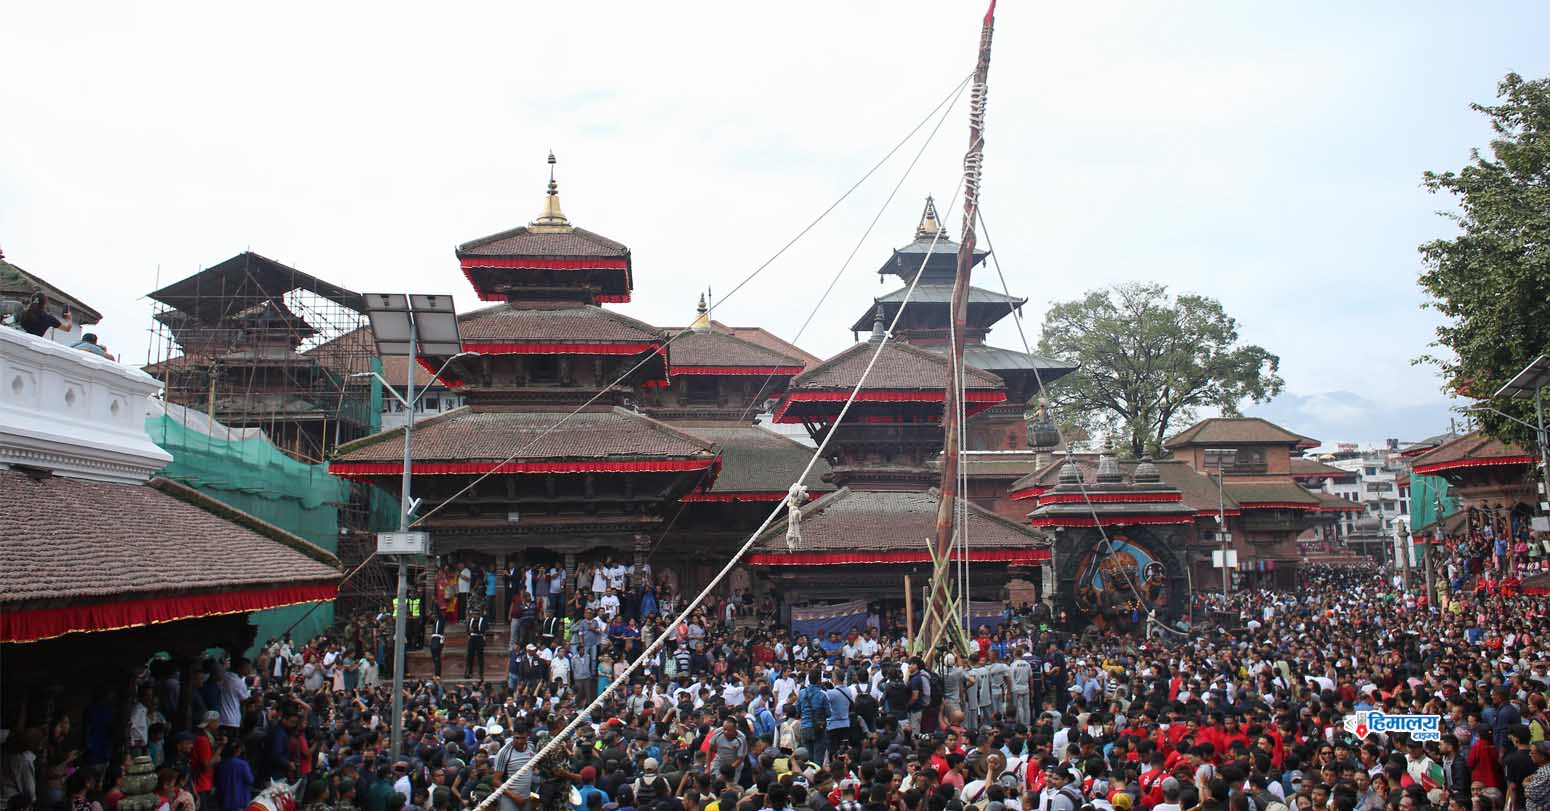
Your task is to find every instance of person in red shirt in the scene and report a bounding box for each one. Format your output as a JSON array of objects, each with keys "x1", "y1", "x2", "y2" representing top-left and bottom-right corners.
[
  {"x1": 191, "y1": 711, "x2": 223, "y2": 801},
  {"x1": 1468, "y1": 723, "x2": 1503, "y2": 788},
  {"x1": 1219, "y1": 716, "x2": 1250, "y2": 754}
]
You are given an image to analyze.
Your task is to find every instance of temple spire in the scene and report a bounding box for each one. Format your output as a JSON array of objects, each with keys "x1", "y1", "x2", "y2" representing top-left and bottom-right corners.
[
  {"x1": 869, "y1": 304, "x2": 887, "y2": 343},
  {"x1": 690, "y1": 292, "x2": 712, "y2": 333},
  {"x1": 531, "y1": 151, "x2": 571, "y2": 230},
  {"x1": 915, "y1": 195, "x2": 943, "y2": 239}
]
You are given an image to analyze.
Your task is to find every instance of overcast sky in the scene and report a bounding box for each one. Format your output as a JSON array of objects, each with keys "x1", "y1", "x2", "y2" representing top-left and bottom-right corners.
[{"x1": 3, "y1": 2, "x2": 1546, "y2": 447}]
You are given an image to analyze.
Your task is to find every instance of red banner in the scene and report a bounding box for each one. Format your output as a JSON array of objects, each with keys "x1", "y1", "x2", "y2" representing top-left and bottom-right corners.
[
  {"x1": 460, "y1": 258, "x2": 630, "y2": 270},
  {"x1": 748, "y1": 549, "x2": 1049, "y2": 567},
  {"x1": 1, "y1": 583, "x2": 338, "y2": 644},
  {"x1": 1029, "y1": 515, "x2": 1195, "y2": 527},
  {"x1": 330, "y1": 458, "x2": 718, "y2": 479},
  {"x1": 463, "y1": 342, "x2": 663, "y2": 356},
  {"x1": 670, "y1": 366, "x2": 805, "y2": 376},
  {"x1": 1037, "y1": 492, "x2": 1183, "y2": 506},
  {"x1": 1009, "y1": 486, "x2": 1048, "y2": 502},
  {"x1": 1411, "y1": 455, "x2": 1535, "y2": 476}
]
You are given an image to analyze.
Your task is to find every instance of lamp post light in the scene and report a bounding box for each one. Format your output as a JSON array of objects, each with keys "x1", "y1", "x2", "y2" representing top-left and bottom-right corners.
[{"x1": 356, "y1": 293, "x2": 464, "y2": 758}]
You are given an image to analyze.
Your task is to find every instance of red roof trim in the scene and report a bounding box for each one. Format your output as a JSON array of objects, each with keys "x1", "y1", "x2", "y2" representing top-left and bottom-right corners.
[
  {"x1": 748, "y1": 549, "x2": 1050, "y2": 567},
  {"x1": 681, "y1": 490, "x2": 817, "y2": 503},
  {"x1": 464, "y1": 341, "x2": 664, "y2": 356},
  {"x1": 330, "y1": 458, "x2": 718, "y2": 480},
  {"x1": 1029, "y1": 515, "x2": 1195, "y2": 527},
  {"x1": 460, "y1": 257, "x2": 631, "y2": 271},
  {"x1": 1236, "y1": 501, "x2": 1318, "y2": 511},
  {"x1": 1411, "y1": 455, "x2": 1536, "y2": 476},
  {"x1": 595, "y1": 294, "x2": 632, "y2": 304},
  {"x1": 669, "y1": 366, "x2": 805, "y2": 376},
  {"x1": 1316, "y1": 503, "x2": 1365, "y2": 513},
  {"x1": 416, "y1": 355, "x2": 463, "y2": 389},
  {"x1": 771, "y1": 389, "x2": 1006, "y2": 423},
  {"x1": 1009, "y1": 486, "x2": 1048, "y2": 502},
  {"x1": 0, "y1": 583, "x2": 338, "y2": 644},
  {"x1": 1197, "y1": 509, "x2": 1242, "y2": 518},
  {"x1": 1036, "y1": 492, "x2": 1183, "y2": 506}
]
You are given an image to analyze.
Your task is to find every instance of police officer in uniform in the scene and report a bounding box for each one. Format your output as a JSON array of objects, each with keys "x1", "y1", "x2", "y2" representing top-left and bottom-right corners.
[
  {"x1": 466, "y1": 608, "x2": 489, "y2": 680},
  {"x1": 406, "y1": 594, "x2": 424, "y2": 651},
  {"x1": 429, "y1": 611, "x2": 447, "y2": 677}
]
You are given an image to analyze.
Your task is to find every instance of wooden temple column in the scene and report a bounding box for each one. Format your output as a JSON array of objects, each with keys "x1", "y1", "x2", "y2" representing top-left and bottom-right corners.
[
  {"x1": 175, "y1": 656, "x2": 197, "y2": 731},
  {"x1": 632, "y1": 533, "x2": 650, "y2": 588},
  {"x1": 495, "y1": 552, "x2": 509, "y2": 622}
]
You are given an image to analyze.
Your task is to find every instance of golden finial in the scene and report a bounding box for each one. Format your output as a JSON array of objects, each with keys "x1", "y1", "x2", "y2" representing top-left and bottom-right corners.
[
  {"x1": 531, "y1": 151, "x2": 571, "y2": 231},
  {"x1": 915, "y1": 195, "x2": 942, "y2": 239},
  {"x1": 690, "y1": 292, "x2": 712, "y2": 333}
]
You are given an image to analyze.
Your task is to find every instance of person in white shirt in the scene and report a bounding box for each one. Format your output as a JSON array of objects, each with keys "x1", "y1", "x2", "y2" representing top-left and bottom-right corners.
[
  {"x1": 592, "y1": 563, "x2": 609, "y2": 595},
  {"x1": 218, "y1": 660, "x2": 251, "y2": 729},
  {"x1": 773, "y1": 671, "x2": 798, "y2": 708},
  {"x1": 608, "y1": 563, "x2": 629, "y2": 590},
  {"x1": 599, "y1": 590, "x2": 621, "y2": 620},
  {"x1": 550, "y1": 649, "x2": 573, "y2": 685}
]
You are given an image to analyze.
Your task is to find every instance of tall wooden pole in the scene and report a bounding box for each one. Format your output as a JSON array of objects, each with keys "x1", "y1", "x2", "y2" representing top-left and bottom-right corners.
[{"x1": 923, "y1": 1, "x2": 997, "y2": 658}]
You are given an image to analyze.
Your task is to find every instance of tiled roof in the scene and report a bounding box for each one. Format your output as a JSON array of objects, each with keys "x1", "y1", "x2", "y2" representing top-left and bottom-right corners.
[
  {"x1": 661, "y1": 321, "x2": 822, "y2": 370},
  {"x1": 676, "y1": 425, "x2": 833, "y2": 494},
  {"x1": 0, "y1": 258, "x2": 103, "y2": 325},
  {"x1": 1010, "y1": 456, "x2": 1235, "y2": 513},
  {"x1": 457, "y1": 226, "x2": 628, "y2": 259},
  {"x1": 1222, "y1": 480, "x2": 1321, "y2": 506},
  {"x1": 668, "y1": 329, "x2": 805, "y2": 370},
  {"x1": 1164, "y1": 417, "x2": 1318, "y2": 449},
  {"x1": 792, "y1": 340, "x2": 1003, "y2": 391},
  {"x1": 1410, "y1": 430, "x2": 1533, "y2": 472},
  {"x1": 149, "y1": 252, "x2": 365, "y2": 317},
  {"x1": 459, "y1": 303, "x2": 662, "y2": 343},
  {"x1": 332, "y1": 407, "x2": 717, "y2": 464},
  {"x1": 0, "y1": 471, "x2": 340, "y2": 605},
  {"x1": 755, "y1": 487, "x2": 1045, "y2": 552},
  {"x1": 1289, "y1": 458, "x2": 1357, "y2": 478}
]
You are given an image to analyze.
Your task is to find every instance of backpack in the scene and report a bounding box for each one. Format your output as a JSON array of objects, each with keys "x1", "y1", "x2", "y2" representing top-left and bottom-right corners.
[{"x1": 927, "y1": 670, "x2": 946, "y2": 708}]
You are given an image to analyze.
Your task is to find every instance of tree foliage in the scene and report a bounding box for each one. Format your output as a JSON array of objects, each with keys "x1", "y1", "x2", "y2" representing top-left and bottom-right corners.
[
  {"x1": 1038, "y1": 282, "x2": 1284, "y2": 458},
  {"x1": 1418, "y1": 73, "x2": 1550, "y2": 450}
]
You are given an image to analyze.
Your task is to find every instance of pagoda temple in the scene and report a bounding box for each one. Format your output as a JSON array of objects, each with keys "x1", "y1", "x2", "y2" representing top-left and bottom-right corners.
[
  {"x1": 329, "y1": 158, "x2": 829, "y2": 602},
  {"x1": 749, "y1": 201, "x2": 1075, "y2": 624}
]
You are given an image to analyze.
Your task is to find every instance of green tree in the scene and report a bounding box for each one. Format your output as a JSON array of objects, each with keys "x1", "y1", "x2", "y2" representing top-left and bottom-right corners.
[
  {"x1": 1038, "y1": 282, "x2": 1284, "y2": 458},
  {"x1": 1418, "y1": 73, "x2": 1550, "y2": 449}
]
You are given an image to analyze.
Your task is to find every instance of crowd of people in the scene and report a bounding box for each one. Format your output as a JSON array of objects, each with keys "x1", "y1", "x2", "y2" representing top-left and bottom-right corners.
[{"x1": 7, "y1": 559, "x2": 1550, "y2": 811}]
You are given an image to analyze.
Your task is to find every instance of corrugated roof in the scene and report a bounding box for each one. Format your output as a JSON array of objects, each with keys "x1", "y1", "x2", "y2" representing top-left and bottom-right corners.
[
  {"x1": 148, "y1": 252, "x2": 365, "y2": 317},
  {"x1": 1289, "y1": 458, "x2": 1357, "y2": 478},
  {"x1": 0, "y1": 471, "x2": 340, "y2": 605},
  {"x1": 1164, "y1": 417, "x2": 1318, "y2": 449}
]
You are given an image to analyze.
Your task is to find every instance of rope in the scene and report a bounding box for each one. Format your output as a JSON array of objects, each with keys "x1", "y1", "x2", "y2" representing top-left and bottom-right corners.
[
  {"x1": 411, "y1": 74, "x2": 973, "y2": 530},
  {"x1": 730, "y1": 73, "x2": 972, "y2": 426},
  {"x1": 976, "y1": 210, "x2": 1190, "y2": 637},
  {"x1": 466, "y1": 177, "x2": 969, "y2": 811}
]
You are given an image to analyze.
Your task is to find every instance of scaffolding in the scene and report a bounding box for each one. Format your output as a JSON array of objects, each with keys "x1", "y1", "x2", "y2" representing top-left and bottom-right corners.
[{"x1": 144, "y1": 251, "x2": 398, "y2": 616}]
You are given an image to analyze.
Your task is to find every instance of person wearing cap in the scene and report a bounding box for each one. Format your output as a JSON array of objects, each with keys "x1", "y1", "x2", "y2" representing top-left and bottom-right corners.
[{"x1": 190, "y1": 710, "x2": 224, "y2": 808}]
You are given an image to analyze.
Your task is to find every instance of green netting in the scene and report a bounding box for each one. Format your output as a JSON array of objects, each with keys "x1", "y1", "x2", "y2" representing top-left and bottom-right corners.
[
  {"x1": 148, "y1": 411, "x2": 351, "y2": 654},
  {"x1": 1409, "y1": 472, "x2": 1459, "y2": 534}
]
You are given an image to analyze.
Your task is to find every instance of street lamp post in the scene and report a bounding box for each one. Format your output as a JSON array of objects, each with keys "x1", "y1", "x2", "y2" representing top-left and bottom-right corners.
[
  {"x1": 1204, "y1": 448, "x2": 1237, "y2": 596},
  {"x1": 1487, "y1": 354, "x2": 1550, "y2": 534},
  {"x1": 357, "y1": 293, "x2": 465, "y2": 758}
]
